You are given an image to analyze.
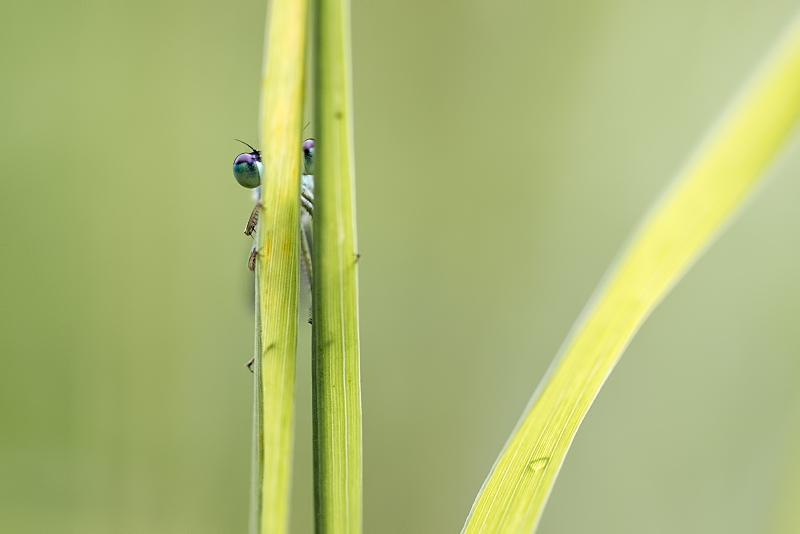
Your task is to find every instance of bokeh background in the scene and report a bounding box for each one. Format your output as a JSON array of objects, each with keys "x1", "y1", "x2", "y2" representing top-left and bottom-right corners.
[{"x1": 3, "y1": 0, "x2": 800, "y2": 532}]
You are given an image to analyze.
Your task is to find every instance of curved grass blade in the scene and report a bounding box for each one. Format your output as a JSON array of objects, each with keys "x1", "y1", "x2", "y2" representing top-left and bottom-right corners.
[
  {"x1": 249, "y1": 0, "x2": 308, "y2": 532},
  {"x1": 463, "y1": 14, "x2": 800, "y2": 534},
  {"x1": 311, "y1": 0, "x2": 363, "y2": 531}
]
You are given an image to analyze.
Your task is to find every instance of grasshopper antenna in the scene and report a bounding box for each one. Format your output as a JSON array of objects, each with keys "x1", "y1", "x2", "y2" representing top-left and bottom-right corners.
[{"x1": 234, "y1": 139, "x2": 259, "y2": 154}]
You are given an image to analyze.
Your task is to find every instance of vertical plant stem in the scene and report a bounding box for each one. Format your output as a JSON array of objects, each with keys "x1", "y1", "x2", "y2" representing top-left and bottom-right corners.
[
  {"x1": 250, "y1": 0, "x2": 308, "y2": 532},
  {"x1": 312, "y1": 0, "x2": 363, "y2": 531}
]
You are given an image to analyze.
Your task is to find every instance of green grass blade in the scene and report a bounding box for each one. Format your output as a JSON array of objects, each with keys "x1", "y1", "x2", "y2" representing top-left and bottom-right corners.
[
  {"x1": 463, "y1": 15, "x2": 800, "y2": 534},
  {"x1": 771, "y1": 403, "x2": 800, "y2": 532},
  {"x1": 312, "y1": 0, "x2": 363, "y2": 531},
  {"x1": 250, "y1": 0, "x2": 308, "y2": 532}
]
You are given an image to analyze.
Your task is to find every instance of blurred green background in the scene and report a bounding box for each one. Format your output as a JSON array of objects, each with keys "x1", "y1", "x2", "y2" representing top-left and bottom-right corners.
[{"x1": 3, "y1": 0, "x2": 800, "y2": 532}]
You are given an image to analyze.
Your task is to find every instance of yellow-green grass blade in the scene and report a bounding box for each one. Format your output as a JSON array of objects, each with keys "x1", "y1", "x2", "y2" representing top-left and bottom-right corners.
[
  {"x1": 312, "y1": 0, "x2": 363, "y2": 531},
  {"x1": 770, "y1": 402, "x2": 800, "y2": 533},
  {"x1": 250, "y1": 0, "x2": 308, "y2": 532},
  {"x1": 463, "y1": 14, "x2": 800, "y2": 534}
]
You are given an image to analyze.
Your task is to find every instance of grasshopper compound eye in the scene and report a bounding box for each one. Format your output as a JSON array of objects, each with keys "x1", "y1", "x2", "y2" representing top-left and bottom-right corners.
[
  {"x1": 232, "y1": 140, "x2": 262, "y2": 189},
  {"x1": 302, "y1": 138, "x2": 314, "y2": 176}
]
